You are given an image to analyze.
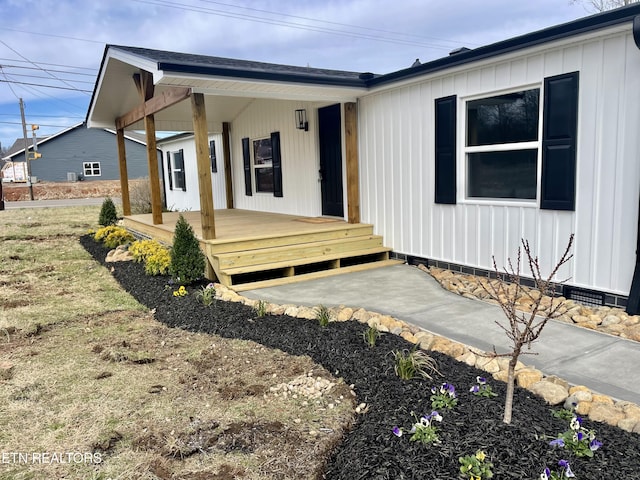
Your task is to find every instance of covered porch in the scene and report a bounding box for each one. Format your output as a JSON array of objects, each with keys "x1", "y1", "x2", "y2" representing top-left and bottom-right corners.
[{"x1": 124, "y1": 209, "x2": 400, "y2": 291}]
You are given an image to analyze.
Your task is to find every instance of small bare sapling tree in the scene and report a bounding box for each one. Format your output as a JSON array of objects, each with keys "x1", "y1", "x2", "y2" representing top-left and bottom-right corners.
[{"x1": 481, "y1": 234, "x2": 574, "y2": 424}]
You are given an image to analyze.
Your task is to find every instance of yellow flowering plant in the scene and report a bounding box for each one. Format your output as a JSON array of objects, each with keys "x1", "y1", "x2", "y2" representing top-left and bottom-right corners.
[
  {"x1": 172, "y1": 285, "x2": 188, "y2": 297},
  {"x1": 129, "y1": 239, "x2": 171, "y2": 276},
  {"x1": 459, "y1": 450, "x2": 493, "y2": 479},
  {"x1": 94, "y1": 226, "x2": 134, "y2": 248}
]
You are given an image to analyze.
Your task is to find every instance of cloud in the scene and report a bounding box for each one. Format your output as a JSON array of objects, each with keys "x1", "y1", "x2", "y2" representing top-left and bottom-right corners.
[{"x1": 0, "y1": 0, "x2": 586, "y2": 148}]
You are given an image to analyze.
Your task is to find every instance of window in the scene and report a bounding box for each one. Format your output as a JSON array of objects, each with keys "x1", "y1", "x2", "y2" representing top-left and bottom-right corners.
[
  {"x1": 83, "y1": 162, "x2": 101, "y2": 177},
  {"x1": 434, "y1": 72, "x2": 578, "y2": 210},
  {"x1": 465, "y1": 89, "x2": 540, "y2": 200},
  {"x1": 252, "y1": 138, "x2": 274, "y2": 193},
  {"x1": 209, "y1": 140, "x2": 217, "y2": 173},
  {"x1": 169, "y1": 149, "x2": 186, "y2": 191},
  {"x1": 242, "y1": 132, "x2": 283, "y2": 197}
]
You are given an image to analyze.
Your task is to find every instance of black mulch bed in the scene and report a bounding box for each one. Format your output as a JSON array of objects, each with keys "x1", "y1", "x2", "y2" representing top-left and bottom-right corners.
[{"x1": 80, "y1": 235, "x2": 640, "y2": 479}]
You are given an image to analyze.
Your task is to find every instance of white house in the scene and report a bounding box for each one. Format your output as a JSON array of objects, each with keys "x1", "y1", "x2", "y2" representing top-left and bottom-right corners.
[
  {"x1": 159, "y1": 132, "x2": 226, "y2": 211},
  {"x1": 87, "y1": 5, "x2": 640, "y2": 310}
]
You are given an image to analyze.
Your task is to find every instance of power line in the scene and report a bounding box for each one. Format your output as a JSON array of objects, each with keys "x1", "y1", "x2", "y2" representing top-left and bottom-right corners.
[
  {"x1": 0, "y1": 40, "x2": 91, "y2": 94},
  {"x1": 2, "y1": 72, "x2": 95, "y2": 85},
  {"x1": 0, "y1": 56, "x2": 96, "y2": 71},
  {"x1": 0, "y1": 63, "x2": 96, "y2": 77},
  {"x1": 0, "y1": 65, "x2": 19, "y2": 99},
  {"x1": 0, "y1": 121, "x2": 78, "y2": 127},
  {"x1": 198, "y1": 0, "x2": 476, "y2": 48},
  {"x1": 0, "y1": 79, "x2": 92, "y2": 93},
  {"x1": 132, "y1": 0, "x2": 464, "y2": 51}
]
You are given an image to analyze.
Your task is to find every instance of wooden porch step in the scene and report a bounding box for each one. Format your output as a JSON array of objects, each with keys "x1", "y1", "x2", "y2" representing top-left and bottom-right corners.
[
  {"x1": 214, "y1": 235, "x2": 384, "y2": 269},
  {"x1": 220, "y1": 246, "x2": 392, "y2": 276},
  {"x1": 229, "y1": 258, "x2": 404, "y2": 292},
  {"x1": 205, "y1": 223, "x2": 374, "y2": 255}
]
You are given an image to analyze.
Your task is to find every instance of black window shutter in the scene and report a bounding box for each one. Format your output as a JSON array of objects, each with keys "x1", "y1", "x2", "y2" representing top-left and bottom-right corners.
[
  {"x1": 242, "y1": 137, "x2": 252, "y2": 196},
  {"x1": 166, "y1": 151, "x2": 173, "y2": 191},
  {"x1": 209, "y1": 140, "x2": 217, "y2": 173},
  {"x1": 540, "y1": 72, "x2": 579, "y2": 211},
  {"x1": 271, "y1": 131, "x2": 283, "y2": 197},
  {"x1": 177, "y1": 149, "x2": 186, "y2": 191},
  {"x1": 434, "y1": 95, "x2": 457, "y2": 204}
]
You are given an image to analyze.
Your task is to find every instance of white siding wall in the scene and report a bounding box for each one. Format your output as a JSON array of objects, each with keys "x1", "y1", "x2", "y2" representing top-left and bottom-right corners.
[
  {"x1": 160, "y1": 134, "x2": 227, "y2": 211},
  {"x1": 359, "y1": 27, "x2": 640, "y2": 295},
  {"x1": 231, "y1": 99, "x2": 330, "y2": 217}
]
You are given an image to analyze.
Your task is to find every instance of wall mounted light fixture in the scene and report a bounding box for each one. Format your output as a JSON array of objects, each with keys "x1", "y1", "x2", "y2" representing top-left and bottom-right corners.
[{"x1": 295, "y1": 109, "x2": 308, "y2": 131}]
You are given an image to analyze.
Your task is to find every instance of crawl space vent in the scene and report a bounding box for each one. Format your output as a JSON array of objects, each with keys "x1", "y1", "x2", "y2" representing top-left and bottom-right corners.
[{"x1": 564, "y1": 286, "x2": 605, "y2": 307}]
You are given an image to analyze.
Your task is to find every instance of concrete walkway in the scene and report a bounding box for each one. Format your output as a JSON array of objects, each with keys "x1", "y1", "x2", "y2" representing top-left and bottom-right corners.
[{"x1": 244, "y1": 264, "x2": 640, "y2": 405}]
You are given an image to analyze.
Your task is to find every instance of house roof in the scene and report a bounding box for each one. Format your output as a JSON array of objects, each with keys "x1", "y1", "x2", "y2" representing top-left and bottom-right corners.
[
  {"x1": 110, "y1": 45, "x2": 372, "y2": 87},
  {"x1": 1, "y1": 123, "x2": 152, "y2": 160},
  {"x1": 87, "y1": 4, "x2": 640, "y2": 132}
]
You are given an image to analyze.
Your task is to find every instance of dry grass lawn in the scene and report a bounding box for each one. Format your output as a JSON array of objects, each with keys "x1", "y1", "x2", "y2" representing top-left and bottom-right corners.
[{"x1": 0, "y1": 206, "x2": 354, "y2": 479}]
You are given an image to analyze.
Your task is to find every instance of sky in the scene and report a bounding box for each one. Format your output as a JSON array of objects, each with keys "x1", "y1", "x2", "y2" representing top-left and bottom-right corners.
[{"x1": 0, "y1": 0, "x2": 598, "y2": 152}]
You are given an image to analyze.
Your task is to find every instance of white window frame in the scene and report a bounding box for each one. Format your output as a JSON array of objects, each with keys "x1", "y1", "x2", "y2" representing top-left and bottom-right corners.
[
  {"x1": 83, "y1": 161, "x2": 101, "y2": 177},
  {"x1": 252, "y1": 136, "x2": 274, "y2": 194},
  {"x1": 171, "y1": 150, "x2": 185, "y2": 191},
  {"x1": 460, "y1": 84, "x2": 544, "y2": 207}
]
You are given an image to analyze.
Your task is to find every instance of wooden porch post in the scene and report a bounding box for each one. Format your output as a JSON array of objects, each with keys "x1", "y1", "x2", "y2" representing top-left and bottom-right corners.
[
  {"x1": 145, "y1": 114, "x2": 163, "y2": 225},
  {"x1": 191, "y1": 93, "x2": 216, "y2": 240},
  {"x1": 116, "y1": 128, "x2": 131, "y2": 216},
  {"x1": 345, "y1": 102, "x2": 360, "y2": 224},
  {"x1": 222, "y1": 121, "x2": 234, "y2": 209}
]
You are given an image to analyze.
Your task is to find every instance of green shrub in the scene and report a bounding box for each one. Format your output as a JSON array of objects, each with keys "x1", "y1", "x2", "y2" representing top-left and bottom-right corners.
[
  {"x1": 170, "y1": 214, "x2": 205, "y2": 285},
  {"x1": 94, "y1": 226, "x2": 134, "y2": 249},
  {"x1": 98, "y1": 197, "x2": 118, "y2": 226},
  {"x1": 363, "y1": 325, "x2": 381, "y2": 348},
  {"x1": 316, "y1": 305, "x2": 332, "y2": 327},
  {"x1": 254, "y1": 300, "x2": 268, "y2": 317},
  {"x1": 130, "y1": 239, "x2": 171, "y2": 276}
]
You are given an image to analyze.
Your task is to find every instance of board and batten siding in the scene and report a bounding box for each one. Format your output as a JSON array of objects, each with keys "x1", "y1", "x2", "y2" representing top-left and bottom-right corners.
[
  {"x1": 358, "y1": 26, "x2": 640, "y2": 295},
  {"x1": 160, "y1": 134, "x2": 226, "y2": 212},
  {"x1": 232, "y1": 99, "x2": 339, "y2": 217}
]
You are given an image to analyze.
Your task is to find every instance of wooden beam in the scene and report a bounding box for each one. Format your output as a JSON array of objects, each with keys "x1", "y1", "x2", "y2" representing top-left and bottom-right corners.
[
  {"x1": 222, "y1": 122, "x2": 234, "y2": 209},
  {"x1": 116, "y1": 128, "x2": 131, "y2": 216},
  {"x1": 344, "y1": 102, "x2": 360, "y2": 224},
  {"x1": 133, "y1": 71, "x2": 154, "y2": 102},
  {"x1": 144, "y1": 114, "x2": 163, "y2": 225},
  {"x1": 192, "y1": 93, "x2": 216, "y2": 240},
  {"x1": 116, "y1": 87, "x2": 191, "y2": 130}
]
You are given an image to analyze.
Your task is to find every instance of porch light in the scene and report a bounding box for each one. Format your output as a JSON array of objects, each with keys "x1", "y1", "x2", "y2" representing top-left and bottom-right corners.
[{"x1": 295, "y1": 109, "x2": 308, "y2": 131}]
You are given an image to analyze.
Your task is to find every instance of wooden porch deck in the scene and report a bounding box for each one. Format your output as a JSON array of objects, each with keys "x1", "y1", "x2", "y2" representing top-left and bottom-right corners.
[{"x1": 123, "y1": 209, "x2": 401, "y2": 291}]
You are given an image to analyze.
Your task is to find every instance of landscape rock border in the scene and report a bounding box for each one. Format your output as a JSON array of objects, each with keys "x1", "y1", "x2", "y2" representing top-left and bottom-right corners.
[{"x1": 213, "y1": 282, "x2": 640, "y2": 434}]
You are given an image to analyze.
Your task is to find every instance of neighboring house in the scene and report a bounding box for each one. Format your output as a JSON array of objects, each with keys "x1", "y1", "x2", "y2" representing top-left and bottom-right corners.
[
  {"x1": 158, "y1": 132, "x2": 226, "y2": 211},
  {"x1": 87, "y1": 5, "x2": 640, "y2": 308},
  {"x1": 1, "y1": 123, "x2": 155, "y2": 182}
]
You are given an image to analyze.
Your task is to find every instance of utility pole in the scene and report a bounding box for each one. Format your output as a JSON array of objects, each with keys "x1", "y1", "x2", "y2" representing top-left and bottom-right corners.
[{"x1": 19, "y1": 98, "x2": 34, "y2": 201}]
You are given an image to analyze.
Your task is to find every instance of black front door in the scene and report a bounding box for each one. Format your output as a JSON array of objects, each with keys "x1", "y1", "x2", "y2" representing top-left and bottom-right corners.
[{"x1": 318, "y1": 104, "x2": 344, "y2": 217}]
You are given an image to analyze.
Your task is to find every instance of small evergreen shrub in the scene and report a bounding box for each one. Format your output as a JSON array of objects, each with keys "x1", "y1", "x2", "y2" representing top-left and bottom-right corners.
[
  {"x1": 130, "y1": 239, "x2": 171, "y2": 276},
  {"x1": 98, "y1": 197, "x2": 118, "y2": 226},
  {"x1": 94, "y1": 226, "x2": 134, "y2": 248},
  {"x1": 170, "y1": 214, "x2": 205, "y2": 285}
]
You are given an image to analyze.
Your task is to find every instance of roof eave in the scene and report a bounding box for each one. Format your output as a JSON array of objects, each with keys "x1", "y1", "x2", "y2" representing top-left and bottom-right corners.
[{"x1": 158, "y1": 62, "x2": 369, "y2": 89}]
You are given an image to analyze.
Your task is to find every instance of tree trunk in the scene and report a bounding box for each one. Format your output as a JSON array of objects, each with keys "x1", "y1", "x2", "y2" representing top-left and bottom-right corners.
[{"x1": 503, "y1": 359, "x2": 518, "y2": 424}]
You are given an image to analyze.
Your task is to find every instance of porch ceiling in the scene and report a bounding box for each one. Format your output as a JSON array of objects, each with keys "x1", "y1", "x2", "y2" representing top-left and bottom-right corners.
[{"x1": 87, "y1": 46, "x2": 368, "y2": 133}]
